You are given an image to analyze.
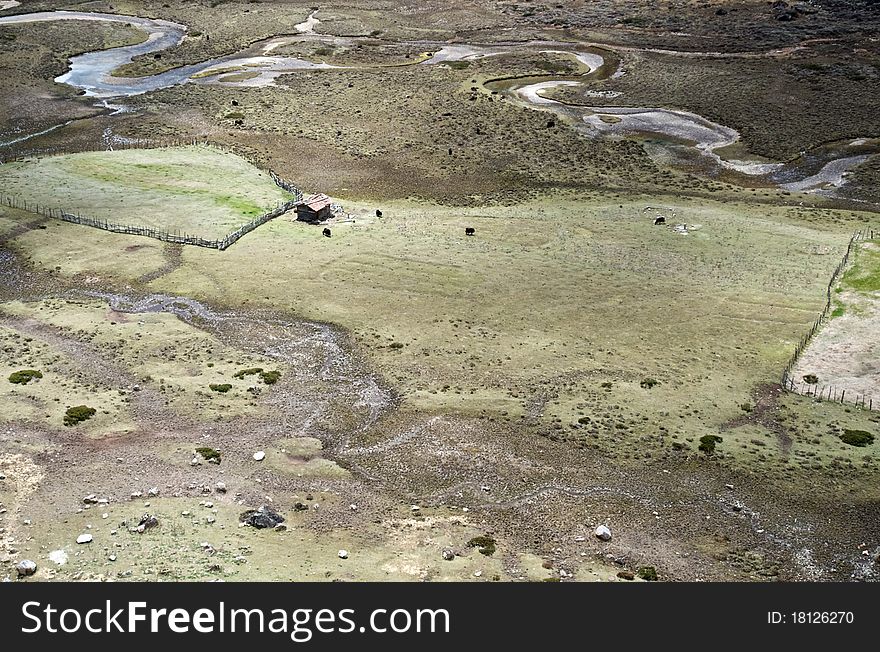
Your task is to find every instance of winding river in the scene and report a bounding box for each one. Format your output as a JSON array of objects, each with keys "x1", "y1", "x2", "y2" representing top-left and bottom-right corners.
[{"x1": 0, "y1": 9, "x2": 876, "y2": 194}]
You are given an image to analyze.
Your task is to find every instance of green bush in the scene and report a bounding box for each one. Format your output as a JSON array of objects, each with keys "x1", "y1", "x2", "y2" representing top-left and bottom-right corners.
[
  {"x1": 699, "y1": 434, "x2": 723, "y2": 454},
  {"x1": 9, "y1": 369, "x2": 43, "y2": 385},
  {"x1": 802, "y1": 374, "x2": 819, "y2": 385},
  {"x1": 233, "y1": 367, "x2": 263, "y2": 379},
  {"x1": 63, "y1": 405, "x2": 96, "y2": 427},
  {"x1": 637, "y1": 566, "x2": 658, "y2": 581},
  {"x1": 840, "y1": 429, "x2": 874, "y2": 447},
  {"x1": 640, "y1": 378, "x2": 658, "y2": 389},
  {"x1": 259, "y1": 370, "x2": 281, "y2": 385},
  {"x1": 195, "y1": 446, "x2": 222, "y2": 463},
  {"x1": 466, "y1": 534, "x2": 497, "y2": 556},
  {"x1": 209, "y1": 383, "x2": 232, "y2": 393}
]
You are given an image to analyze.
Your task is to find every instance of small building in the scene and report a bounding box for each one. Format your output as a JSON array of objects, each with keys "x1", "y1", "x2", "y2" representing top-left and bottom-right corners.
[{"x1": 296, "y1": 193, "x2": 333, "y2": 223}]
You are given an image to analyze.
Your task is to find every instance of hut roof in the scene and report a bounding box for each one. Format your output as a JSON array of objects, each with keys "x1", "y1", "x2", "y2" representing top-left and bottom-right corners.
[{"x1": 301, "y1": 193, "x2": 332, "y2": 212}]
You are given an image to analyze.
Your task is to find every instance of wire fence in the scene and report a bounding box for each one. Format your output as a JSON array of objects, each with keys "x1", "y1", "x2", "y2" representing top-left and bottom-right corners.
[
  {"x1": 0, "y1": 138, "x2": 304, "y2": 250},
  {"x1": 781, "y1": 228, "x2": 877, "y2": 409}
]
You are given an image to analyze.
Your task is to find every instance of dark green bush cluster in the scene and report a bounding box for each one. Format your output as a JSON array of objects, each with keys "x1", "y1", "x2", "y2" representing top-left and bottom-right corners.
[
  {"x1": 803, "y1": 374, "x2": 819, "y2": 385},
  {"x1": 195, "y1": 446, "x2": 222, "y2": 463},
  {"x1": 699, "y1": 434, "x2": 723, "y2": 454},
  {"x1": 640, "y1": 378, "x2": 658, "y2": 389},
  {"x1": 9, "y1": 369, "x2": 43, "y2": 385},
  {"x1": 63, "y1": 405, "x2": 96, "y2": 427},
  {"x1": 466, "y1": 534, "x2": 497, "y2": 556},
  {"x1": 840, "y1": 429, "x2": 874, "y2": 447},
  {"x1": 209, "y1": 383, "x2": 232, "y2": 393},
  {"x1": 232, "y1": 368, "x2": 281, "y2": 385},
  {"x1": 234, "y1": 367, "x2": 263, "y2": 379},
  {"x1": 637, "y1": 566, "x2": 658, "y2": 581}
]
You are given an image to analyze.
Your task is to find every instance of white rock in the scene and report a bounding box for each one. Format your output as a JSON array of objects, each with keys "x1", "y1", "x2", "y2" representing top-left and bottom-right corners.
[
  {"x1": 215, "y1": 482, "x2": 227, "y2": 493},
  {"x1": 595, "y1": 525, "x2": 612, "y2": 542},
  {"x1": 338, "y1": 549, "x2": 349, "y2": 559},
  {"x1": 442, "y1": 549, "x2": 455, "y2": 561},
  {"x1": 109, "y1": 554, "x2": 117, "y2": 562},
  {"x1": 48, "y1": 550, "x2": 68, "y2": 565},
  {"x1": 147, "y1": 487, "x2": 159, "y2": 497},
  {"x1": 76, "y1": 534, "x2": 93, "y2": 544},
  {"x1": 253, "y1": 451, "x2": 265, "y2": 461},
  {"x1": 16, "y1": 560, "x2": 37, "y2": 576}
]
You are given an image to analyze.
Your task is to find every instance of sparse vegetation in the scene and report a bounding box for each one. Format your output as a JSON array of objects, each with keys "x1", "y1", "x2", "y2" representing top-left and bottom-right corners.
[{"x1": 209, "y1": 383, "x2": 232, "y2": 393}]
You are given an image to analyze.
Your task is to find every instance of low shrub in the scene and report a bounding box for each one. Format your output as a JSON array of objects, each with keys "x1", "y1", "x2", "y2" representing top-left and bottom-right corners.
[
  {"x1": 840, "y1": 429, "x2": 874, "y2": 447},
  {"x1": 233, "y1": 367, "x2": 263, "y2": 379},
  {"x1": 63, "y1": 405, "x2": 96, "y2": 427},
  {"x1": 209, "y1": 383, "x2": 232, "y2": 393},
  {"x1": 640, "y1": 378, "x2": 658, "y2": 389},
  {"x1": 699, "y1": 434, "x2": 723, "y2": 454},
  {"x1": 803, "y1": 374, "x2": 819, "y2": 385},
  {"x1": 637, "y1": 566, "x2": 658, "y2": 581},
  {"x1": 259, "y1": 370, "x2": 281, "y2": 385},
  {"x1": 195, "y1": 446, "x2": 222, "y2": 463},
  {"x1": 8, "y1": 369, "x2": 43, "y2": 385},
  {"x1": 466, "y1": 534, "x2": 497, "y2": 556}
]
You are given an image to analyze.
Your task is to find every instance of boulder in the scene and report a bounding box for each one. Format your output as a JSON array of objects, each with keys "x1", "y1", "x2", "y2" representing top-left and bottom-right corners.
[
  {"x1": 595, "y1": 525, "x2": 612, "y2": 542},
  {"x1": 16, "y1": 560, "x2": 37, "y2": 577},
  {"x1": 338, "y1": 549, "x2": 349, "y2": 559},
  {"x1": 76, "y1": 534, "x2": 93, "y2": 544},
  {"x1": 239, "y1": 506, "x2": 284, "y2": 529},
  {"x1": 137, "y1": 514, "x2": 159, "y2": 533},
  {"x1": 253, "y1": 451, "x2": 266, "y2": 462},
  {"x1": 442, "y1": 549, "x2": 455, "y2": 561}
]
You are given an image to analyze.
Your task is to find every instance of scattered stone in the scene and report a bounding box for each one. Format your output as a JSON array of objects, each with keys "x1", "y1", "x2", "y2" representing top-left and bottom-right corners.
[
  {"x1": 109, "y1": 555, "x2": 117, "y2": 562},
  {"x1": 190, "y1": 456, "x2": 203, "y2": 467},
  {"x1": 274, "y1": 523, "x2": 287, "y2": 532},
  {"x1": 595, "y1": 525, "x2": 612, "y2": 542},
  {"x1": 253, "y1": 451, "x2": 265, "y2": 461},
  {"x1": 147, "y1": 487, "x2": 159, "y2": 497},
  {"x1": 16, "y1": 560, "x2": 37, "y2": 577},
  {"x1": 338, "y1": 550, "x2": 349, "y2": 559},
  {"x1": 442, "y1": 549, "x2": 455, "y2": 561},
  {"x1": 48, "y1": 550, "x2": 68, "y2": 565},
  {"x1": 83, "y1": 494, "x2": 99, "y2": 504},
  {"x1": 215, "y1": 482, "x2": 227, "y2": 493},
  {"x1": 76, "y1": 534, "x2": 93, "y2": 544},
  {"x1": 239, "y1": 506, "x2": 284, "y2": 529}
]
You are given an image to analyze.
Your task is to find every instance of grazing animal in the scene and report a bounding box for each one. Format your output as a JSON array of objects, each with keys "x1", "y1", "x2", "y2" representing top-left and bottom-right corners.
[
  {"x1": 322, "y1": 228, "x2": 332, "y2": 238},
  {"x1": 653, "y1": 216, "x2": 666, "y2": 225},
  {"x1": 376, "y1": 209, "x2": 383, "y2": 217},
  {"x1": 465, "y1": 227, "x2": 476, "y2": 236}
]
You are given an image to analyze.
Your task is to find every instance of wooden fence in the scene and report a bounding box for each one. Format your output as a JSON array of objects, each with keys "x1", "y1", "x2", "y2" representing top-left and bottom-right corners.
[
  {"x1": 780, "y1": 228, "x2": 877, "y2": 410},
  {"x1": 0, "y1": 138, "x2": 305, "y2": 250}
]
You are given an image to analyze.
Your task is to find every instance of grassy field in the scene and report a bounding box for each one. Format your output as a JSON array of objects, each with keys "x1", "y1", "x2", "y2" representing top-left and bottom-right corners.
[
  {"x1": 0, "y1": 146, "x2": 293, "y2": 239},
  {"x1": 4, "y1": 180, "x2": 877, "y2": 476}
]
